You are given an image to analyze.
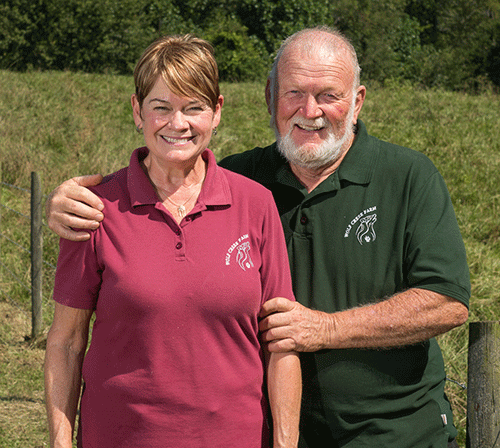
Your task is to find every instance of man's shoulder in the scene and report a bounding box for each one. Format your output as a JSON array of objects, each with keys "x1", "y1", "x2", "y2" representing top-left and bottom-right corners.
[
  {"x1": 367, "y1": 132, "x2": 438, "y2": 176},
  {"x1": 218, "y1": 143, "x2": 283, "y2": 182},
  {"x1": 217, "y1": 164, "x2": 272, "y2": 197}
]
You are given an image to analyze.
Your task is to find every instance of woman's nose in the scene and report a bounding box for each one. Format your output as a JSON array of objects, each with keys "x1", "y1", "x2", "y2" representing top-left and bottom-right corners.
[{"x1": 169, "y1": 111, "x2": 188, "y2": 130}]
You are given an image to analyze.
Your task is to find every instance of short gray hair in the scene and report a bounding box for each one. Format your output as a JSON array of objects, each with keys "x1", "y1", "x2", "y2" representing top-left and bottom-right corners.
[{"x1": 268, "y1": 26, "x2": 361, "y2": 126}]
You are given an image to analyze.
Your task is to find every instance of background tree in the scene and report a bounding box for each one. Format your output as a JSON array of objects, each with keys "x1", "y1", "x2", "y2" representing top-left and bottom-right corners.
[{"x1": 0, "y1": 0, "x2": 499, "y2": 89}]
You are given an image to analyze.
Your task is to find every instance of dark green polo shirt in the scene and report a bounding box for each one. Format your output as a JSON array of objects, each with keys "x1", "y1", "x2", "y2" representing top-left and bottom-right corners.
[{"x1": 219, "y1": 120, "x2": 470, "y2": 447}]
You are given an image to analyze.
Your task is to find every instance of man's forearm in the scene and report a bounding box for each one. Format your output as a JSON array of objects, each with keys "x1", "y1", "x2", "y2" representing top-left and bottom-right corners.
[
  {"x1": 323, "y1": 288, "x2": 468, "y2": 349},
  {"x1": 260, "y1": 289, "x2": 469, "y2": 352}
]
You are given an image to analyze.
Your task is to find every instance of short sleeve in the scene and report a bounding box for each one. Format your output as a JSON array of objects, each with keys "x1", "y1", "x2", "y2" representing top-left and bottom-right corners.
[
  {"x1": 52, "y1": 234, "x2": 102, "y2": 310},
  {"x1": 258, "y1": 193, "x2": 296, "y2": 305},
  {"x1": 405, "y1": 170, "x2": 470, "y2": 307}
]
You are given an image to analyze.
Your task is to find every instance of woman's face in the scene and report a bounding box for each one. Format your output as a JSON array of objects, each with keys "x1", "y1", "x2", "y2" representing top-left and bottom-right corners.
[{"x1": 132, "y1": 77, "x2": 223, "y2": 168}]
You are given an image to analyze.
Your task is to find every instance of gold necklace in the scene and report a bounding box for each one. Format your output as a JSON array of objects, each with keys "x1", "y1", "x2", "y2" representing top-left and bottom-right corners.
[
  {"x1": 154, "y1": 177, "x2": 204, "y2": 219},
  {"x1": 164, "y1": 189, "x2": 198, "y2": 218}
]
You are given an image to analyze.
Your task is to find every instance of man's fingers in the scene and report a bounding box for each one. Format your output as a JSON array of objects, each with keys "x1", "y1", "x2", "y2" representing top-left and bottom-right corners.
[
  {"x1": 53, "y1": 226, "x2": 92, "y2": 242},
  {"x1": 64, "y1": 175, "x2": 105, "y2": 215},
  {"x1": 264, "y1": 337, "x2": 296, "y2": 353},
  {"x1": 74, "y1": 173, "x2": 104, "y2": 188},
  {"x1": 259, "y1": 297, "x2": 294, "y2": 318},
  {"x1": 259, "y1": 310, "x2": 289, "y2": 332},
  {"x1": 61, "y1": 194, "x2": 104, "y2": 222},
  {"x1": 46, "y1": 175, "x2": 106, "y2": 240}
]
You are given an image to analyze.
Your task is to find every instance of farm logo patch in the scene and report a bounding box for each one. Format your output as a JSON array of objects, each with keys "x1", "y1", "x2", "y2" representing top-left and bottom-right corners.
[
  {"x1": 344, "y1": 206, "x2": 377, "y2": 245},
  {"x1": 225, "y1": 234, "x2": 254, "y2": 270}
]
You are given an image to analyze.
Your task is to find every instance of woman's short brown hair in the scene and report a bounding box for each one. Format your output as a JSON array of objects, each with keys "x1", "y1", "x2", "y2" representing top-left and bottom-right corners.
[{"x1": 134, "y1": 34, "x2": 220, "y2": 111}]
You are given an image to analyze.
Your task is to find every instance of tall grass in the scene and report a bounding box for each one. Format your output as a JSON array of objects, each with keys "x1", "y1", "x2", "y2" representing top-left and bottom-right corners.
[{"x1": 1, "y1": 70, "x2": 499, "y2": 447}]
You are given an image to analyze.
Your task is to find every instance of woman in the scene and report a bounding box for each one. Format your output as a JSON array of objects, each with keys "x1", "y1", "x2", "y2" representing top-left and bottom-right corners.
[{"x1": 44, "y1": 35, "x2": 301, "y2": 448}]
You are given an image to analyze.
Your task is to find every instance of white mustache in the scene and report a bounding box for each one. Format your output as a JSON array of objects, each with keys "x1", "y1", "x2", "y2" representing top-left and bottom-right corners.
[{"x1": 290, "y1": 117, "x2": 330, "y2": 131}]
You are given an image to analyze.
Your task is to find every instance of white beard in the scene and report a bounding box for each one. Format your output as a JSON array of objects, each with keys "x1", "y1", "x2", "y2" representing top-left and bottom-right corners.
[{"x1": 276, "y1": 99, "x2": 356, "y2": 171}]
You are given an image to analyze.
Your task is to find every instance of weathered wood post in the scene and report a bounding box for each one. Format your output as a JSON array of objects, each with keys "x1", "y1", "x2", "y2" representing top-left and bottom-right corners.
[
  {"x1": 466, "y1": 321, "x2": 500, "y2": 448},
  {"x1": 30, "y1": 171, "x2": 43, "y2": 339}
]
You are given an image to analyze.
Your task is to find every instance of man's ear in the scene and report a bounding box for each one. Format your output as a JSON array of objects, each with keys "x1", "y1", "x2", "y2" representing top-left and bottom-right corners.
[{"x1": 353, "y1": 85, "x2": 366, "y2": 124}]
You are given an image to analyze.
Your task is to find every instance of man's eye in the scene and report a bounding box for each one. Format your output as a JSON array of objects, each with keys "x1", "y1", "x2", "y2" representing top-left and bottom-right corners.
[{"x1": 323, "y1": 93, "x2": 338, "y2": 100}]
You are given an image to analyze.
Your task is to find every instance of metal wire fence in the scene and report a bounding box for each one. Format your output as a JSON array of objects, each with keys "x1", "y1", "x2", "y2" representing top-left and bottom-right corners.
[{"x1": 0, "y1": 173, "x2": 57, "y2": 338}]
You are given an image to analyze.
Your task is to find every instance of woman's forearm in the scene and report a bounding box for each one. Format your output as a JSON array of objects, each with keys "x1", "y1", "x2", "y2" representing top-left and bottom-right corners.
[
  {"x1": 267, "y1": 351, "x2": 302, "y2": 448},
  {"x1": 45, "y1": 337, "x2": 86, "y2": 447},
  {"x1": 44, "y1": 304, "x2": 92, "y2": 448}
]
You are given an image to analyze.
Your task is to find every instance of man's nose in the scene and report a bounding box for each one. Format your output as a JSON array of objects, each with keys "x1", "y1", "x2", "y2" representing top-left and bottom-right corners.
[{"x1": 301, "y1": 95, "x2": 323, "y2": 119}]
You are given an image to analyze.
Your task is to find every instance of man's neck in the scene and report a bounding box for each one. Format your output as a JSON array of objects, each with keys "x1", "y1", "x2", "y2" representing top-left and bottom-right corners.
[{"x1": 290, "y1": 148, "x2": 349, "y2": 193}]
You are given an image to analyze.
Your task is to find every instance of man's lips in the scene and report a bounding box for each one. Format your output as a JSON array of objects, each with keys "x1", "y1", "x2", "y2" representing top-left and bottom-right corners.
[{"x1": 294, "y1": 124, "x2": 325, "y2": 131}]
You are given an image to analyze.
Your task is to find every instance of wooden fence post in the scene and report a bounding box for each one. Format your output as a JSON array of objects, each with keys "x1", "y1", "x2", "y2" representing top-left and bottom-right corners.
[
  {"x1": 466, "y1": 321, "x2": 500, "y2": 448},
  {"x1": 30, "y1": 171, "x2": 43, "y2": 339}
]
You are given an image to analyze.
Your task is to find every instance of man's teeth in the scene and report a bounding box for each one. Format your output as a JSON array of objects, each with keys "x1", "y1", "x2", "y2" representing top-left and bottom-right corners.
[{"x1": 297, "y1": 124, "x2": 323, "y2": 131}]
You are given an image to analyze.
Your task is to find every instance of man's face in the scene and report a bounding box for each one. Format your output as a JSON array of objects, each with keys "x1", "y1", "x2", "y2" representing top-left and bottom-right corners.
[{"x1": 272, "y1": 45, "x2": 363, "y2": 170}]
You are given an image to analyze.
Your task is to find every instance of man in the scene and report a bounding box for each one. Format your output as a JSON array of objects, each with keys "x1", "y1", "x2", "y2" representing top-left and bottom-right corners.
[{"x1": 46, "y1": 26, "x2": 470, "y2": 448}]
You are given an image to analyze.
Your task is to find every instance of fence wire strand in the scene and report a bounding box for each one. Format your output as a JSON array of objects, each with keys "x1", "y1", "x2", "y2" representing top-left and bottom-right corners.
[
  {"x1": 0, "y1": 202, "x2": 31, "y2": 219},
  {"x1": 0, "y1": 259, "x2": 31, "y2": 292},
  {"x1": 0, "y1": 181, "x2": 30, "y2": 194}
]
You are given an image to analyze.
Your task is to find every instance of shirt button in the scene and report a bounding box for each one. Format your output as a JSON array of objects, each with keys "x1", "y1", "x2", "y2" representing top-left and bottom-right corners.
[
  {"x1": 175, "y1": 242, "x2": 183, "y2": 250},
  {"x1": 175, "y1": 229, "x2": 181, "y2": 236},
  {"x1": 300, "y1": 216, "x2": 308, "y2": 224}
]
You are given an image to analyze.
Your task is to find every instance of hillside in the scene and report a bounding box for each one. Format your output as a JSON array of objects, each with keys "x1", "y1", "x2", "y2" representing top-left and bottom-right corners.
[{"x1": 1, "y1": 70, "x2": 499, "y2": 446}]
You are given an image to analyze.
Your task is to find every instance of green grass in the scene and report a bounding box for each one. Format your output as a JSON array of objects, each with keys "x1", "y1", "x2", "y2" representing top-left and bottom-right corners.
[{"x1": 1, "y1": 70, "x2": 499, "y2": 447}]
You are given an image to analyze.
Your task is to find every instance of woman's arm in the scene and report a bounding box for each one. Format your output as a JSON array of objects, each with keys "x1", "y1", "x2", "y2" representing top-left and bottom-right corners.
[
  {"x1": 266, "y1": 350, "x2": 302, "y2": 448},
  {"x1": 44, "y1": 303, "x2": 93, "y2": 448}
]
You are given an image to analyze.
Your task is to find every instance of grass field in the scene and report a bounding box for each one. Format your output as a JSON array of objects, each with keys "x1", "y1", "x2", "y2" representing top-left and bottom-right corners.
[{"x1": 1, "y1": 70, "x2": 499, "y2": 447}]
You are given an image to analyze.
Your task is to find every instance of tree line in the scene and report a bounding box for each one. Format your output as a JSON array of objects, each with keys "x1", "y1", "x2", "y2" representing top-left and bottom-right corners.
[{"x1": 1, "y1": 0, "x2": 499, "y2": 90}]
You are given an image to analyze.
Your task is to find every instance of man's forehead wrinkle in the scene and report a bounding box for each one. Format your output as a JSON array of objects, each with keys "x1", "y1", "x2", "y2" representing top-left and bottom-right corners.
[
  {"x1": 279, "y1": 54, "x2": 354, "y2": 90},
  {"x1": 278, "y1": 35, "x2": 354, "y2": 85}
]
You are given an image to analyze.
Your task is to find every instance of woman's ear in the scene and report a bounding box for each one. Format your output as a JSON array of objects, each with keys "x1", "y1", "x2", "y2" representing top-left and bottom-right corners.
[{"x1": 131, "y1": 94, "x2": 143, "y2": 128}]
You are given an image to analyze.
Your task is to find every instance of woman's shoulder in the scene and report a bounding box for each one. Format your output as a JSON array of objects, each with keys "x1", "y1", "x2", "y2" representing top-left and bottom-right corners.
[{"x1": 88, "y1": 166, "x2": 129, "y2": 201}]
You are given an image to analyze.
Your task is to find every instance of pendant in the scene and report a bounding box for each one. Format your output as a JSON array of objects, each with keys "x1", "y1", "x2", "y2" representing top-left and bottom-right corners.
[{"x1": 178, "y1": 205, "x2": 186, "y2": 218}]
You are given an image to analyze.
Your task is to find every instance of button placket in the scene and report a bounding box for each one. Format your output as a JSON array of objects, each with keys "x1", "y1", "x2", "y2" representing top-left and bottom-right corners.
[{"x1": 173, "y1": 224, "x2": 186, "y2": 258}]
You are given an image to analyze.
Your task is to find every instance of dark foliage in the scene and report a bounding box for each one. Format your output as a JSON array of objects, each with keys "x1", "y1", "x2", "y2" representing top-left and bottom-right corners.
[{"x1": 0, "y1": 0, "x2": 499, "y2": 89}]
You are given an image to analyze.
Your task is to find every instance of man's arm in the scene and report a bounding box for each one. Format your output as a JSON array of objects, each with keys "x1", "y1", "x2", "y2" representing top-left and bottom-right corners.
[
  {"x1": 46, "y1": 174, "x2": 105, "y2": 241},
  {"x1": 45, "y1": 303, "x2": 93, "y2": 448},
  {"x1": 266, "y1": 350, "x2": 301, "y2": 448},
  {"x1": 259, "y1": 288, "x2": 468, "y2": 352}
]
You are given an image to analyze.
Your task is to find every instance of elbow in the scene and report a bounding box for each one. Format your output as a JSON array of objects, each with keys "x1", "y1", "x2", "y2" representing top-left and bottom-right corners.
[
  {"x1": 456, "y1": 303, "x2": 469, "y2": 327},
  {"x1": 448, "y1": 300, "x2": 469, "y2": 329}
]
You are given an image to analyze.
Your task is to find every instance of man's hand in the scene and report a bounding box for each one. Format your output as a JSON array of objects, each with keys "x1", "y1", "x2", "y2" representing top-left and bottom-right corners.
[
  {"x1": 259, "y1": 297, "x2": 334, "y2": 353},
  {"x1": 46, "y1": 174, "x2": 105, "y2": 241}
]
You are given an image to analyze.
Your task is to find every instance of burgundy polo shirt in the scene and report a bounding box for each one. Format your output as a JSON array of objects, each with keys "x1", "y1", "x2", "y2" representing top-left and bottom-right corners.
[{"x1": 53, "y1": 147, "x2": 295, "y2": 448}]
